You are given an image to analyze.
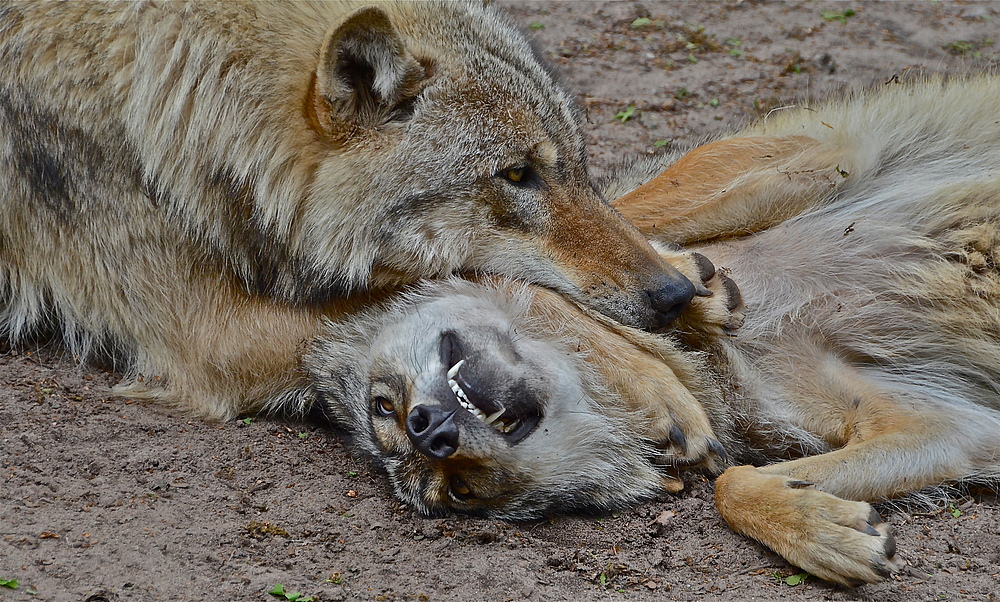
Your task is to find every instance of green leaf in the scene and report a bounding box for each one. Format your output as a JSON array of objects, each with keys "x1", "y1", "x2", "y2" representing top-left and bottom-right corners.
[
  {"x1": 614, "y1": 105, "x2": 636, "y2": 122},
  {"x1": 242, "y1": 417, "x2": 253, "y2": 425},
  {"x1": 653, "y1": 140, "x2": 669, "y2": 148},
  {"x1": 529, "y1": 22, "x2": 544, "y2": 30},
  {"x1": 268, "y1": 583, "x2": 286, "y2": 597},
  {"x1": 784, "y1": 572, "x2": 810, "y2": 586},
  {"x1": 630, "y1": 17, "x2": 652, "y2": 29},
  {"x1": 821, "y1": 9, "x2": 855, "y2": 24},
  {"x1": 0, "y1": 578, "x2": 18, "y2": 589}
]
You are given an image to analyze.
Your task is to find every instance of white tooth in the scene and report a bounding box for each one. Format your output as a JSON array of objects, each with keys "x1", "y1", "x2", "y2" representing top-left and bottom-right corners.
[
  {"x1": 447, "y1": 359, "x2": 465, "y2": 379},
  {"x1": 449, "y1": 379, "x2": 461, "y2": 393},
  {"x1": 483, "y1": 408, "x2": 505, "y2": 425}
]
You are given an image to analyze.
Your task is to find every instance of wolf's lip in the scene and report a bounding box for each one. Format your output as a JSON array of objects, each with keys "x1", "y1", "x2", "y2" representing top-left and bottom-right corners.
[
  {"x1": 439, "y1": 332, "x2": 540, "y2": 443},
  {"x1": 448, "y1": 360, "x2": 529, "y2": 437}
]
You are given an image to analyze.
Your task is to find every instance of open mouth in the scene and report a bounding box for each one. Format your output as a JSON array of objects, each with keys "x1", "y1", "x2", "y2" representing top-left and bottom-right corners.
[
  {"x1": 447, "y1": 359, "x2": 518, "y2": 433},
  {"x1": 440, "y1": 332, "x2": 541, "y2": 443}
]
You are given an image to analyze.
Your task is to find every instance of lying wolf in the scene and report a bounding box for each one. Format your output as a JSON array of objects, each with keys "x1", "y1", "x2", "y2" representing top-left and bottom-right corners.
[
  {"x1": 0, "y1": 1, "x2": 697, "y2": 419},
  {"x1": 307, "y1": 76, "x2": 1000, "y2": 586}
]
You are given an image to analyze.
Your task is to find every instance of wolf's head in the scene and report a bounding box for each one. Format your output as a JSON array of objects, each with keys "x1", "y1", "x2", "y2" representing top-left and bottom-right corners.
[
  {"x1": 307, "y1": 279, "x2": 666, "y2": 520},
  {"x1": 296, "y1": 1, "x2": 694, "y2": 330}
]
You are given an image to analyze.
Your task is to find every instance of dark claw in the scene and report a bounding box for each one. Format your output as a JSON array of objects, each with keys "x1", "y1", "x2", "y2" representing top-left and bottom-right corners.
[
  {"x1": 786, "y1": 479, "x2": 814, "y2": 489},
  {"x1": 691, "y1": 253, "x2": 716, "y2": 282},
  {"x1": 867, "y1": 508, "x2": 884, "y2": 526},
  {"x1": 883, "y1": 528, "x2": 897, "y2": 559},
  {"x1": 707, "y1": 438, "x2": 728, "y2": 461},
  {"x1": 872, "y1": 558, "x2": 894, "y2": 578},
  {"x1": 668, "y1": 424, "x2": 687, "y2": 454},
  {"x1": 721, "y1": 275, "x2": 742, "y2": 311},
  {"x1": 864, "y1": 524, "x2": 880, "y2": 537}
]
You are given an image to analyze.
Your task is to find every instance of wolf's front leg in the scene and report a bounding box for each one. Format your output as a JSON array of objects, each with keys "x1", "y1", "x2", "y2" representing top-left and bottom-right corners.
[
  {"x1": 655, "y1": 247, "x2": 744, "y2": 337},
  {"x1": 712, "y1": 394, "x2": 995, "y2": 586},
  {"x1": 523, "y1": 284, "x2": 727, "y2": 474},
  {"x1": 714, "y1": 465, "x2": 899, "y2": 586}
]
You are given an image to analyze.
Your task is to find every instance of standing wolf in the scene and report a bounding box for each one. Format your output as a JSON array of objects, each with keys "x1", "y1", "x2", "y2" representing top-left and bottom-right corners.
[
  {"x1": 307, "y1": 76, "x2": 1000, "y2": 586},
  {"x1": 0, "y1": 1, "x2": 699, "y2": 418}
]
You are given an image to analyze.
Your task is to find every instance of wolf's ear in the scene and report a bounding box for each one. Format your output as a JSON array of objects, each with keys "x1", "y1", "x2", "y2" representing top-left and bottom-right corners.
[
  {"x1": 311, "y1": 6, "x2": 426, "y2": 138},
  {"x1": 305, "y1": 331, "x2": 373, "y2": 431}
]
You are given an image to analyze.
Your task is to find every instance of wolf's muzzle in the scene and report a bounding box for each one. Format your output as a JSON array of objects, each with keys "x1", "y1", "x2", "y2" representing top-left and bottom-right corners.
[
  {"x1": 646, "y1": 272, "x2": 697, "y2": 328},
  {"x1": 406, "y1": 405, "x2": 460, "y2": 459}
]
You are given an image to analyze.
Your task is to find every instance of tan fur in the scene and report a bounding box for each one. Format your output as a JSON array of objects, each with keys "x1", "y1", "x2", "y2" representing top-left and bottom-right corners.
[
  {"x1": 306, "y1": 76, "x2": 1000, "y2": 586},
  {"x1": 613, "y1": 136, "x2": 850, "y2": 244},
  {"x1": 0, "y1": 0, "x2": 704, "y2": 418}
]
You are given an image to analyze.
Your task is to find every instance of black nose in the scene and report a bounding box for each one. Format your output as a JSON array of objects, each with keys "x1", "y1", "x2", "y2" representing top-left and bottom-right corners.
[
  {"x1": 406, "y1": 405, "x2": 460, "y2": 459},
  {"x1": 647, "y1": 273, "x2": 696, "y2": 328}
]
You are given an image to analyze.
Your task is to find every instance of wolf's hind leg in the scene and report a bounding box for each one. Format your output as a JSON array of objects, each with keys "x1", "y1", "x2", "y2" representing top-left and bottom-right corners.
[{"x1": 612, "y1": 136, "x2": 850, "y2": 245}]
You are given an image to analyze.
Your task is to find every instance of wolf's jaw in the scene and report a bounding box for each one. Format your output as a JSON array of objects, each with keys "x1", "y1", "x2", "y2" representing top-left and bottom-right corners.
[{"x1": 446, "y1": 359, "x2": 519, "y2": 434}]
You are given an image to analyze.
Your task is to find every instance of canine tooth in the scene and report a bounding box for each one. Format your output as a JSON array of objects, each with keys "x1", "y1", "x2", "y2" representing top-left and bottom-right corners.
[
  {"x1": 483, "y1": 408, "x2": 505, "y2": 425},
  {"x1": 447, "y1": 359, "x2": 465, "y2": 380},
  {"x1": 502, "y1": 420, "x2": 521, "y2": 434}
]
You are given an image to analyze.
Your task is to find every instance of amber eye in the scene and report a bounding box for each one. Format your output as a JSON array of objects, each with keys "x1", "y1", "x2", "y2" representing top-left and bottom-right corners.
[
  {"x1": 503, "y1": 166, "x2": 525, "y2": 183},
  {"x1": 449, "y1": 475, "x2": 474, "y2": 501},
  {"x1": 374, "y1": 396, "x2": 395, "y2": 416}
]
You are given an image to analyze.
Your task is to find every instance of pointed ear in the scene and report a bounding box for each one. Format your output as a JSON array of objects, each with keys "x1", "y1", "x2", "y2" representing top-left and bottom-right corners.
[
  {"x1": 305, "y1": 330, "x2": 373, "y2": 433},
  {"x1": 310, "y1": 6, "x2": 426, "y2": 138}
]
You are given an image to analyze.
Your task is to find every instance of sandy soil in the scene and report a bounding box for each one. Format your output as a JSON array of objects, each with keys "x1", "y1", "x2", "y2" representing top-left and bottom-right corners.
[{"x1": 3, "y1": 2, "x2": 1000, "y2": 601}]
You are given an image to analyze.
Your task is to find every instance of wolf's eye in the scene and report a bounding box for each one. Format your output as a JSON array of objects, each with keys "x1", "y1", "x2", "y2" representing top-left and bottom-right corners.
[
  {"x1": 374, "y1": 396, "x2": 395, "y2": 416},
  {"x1": 503, "y1": 166, "x2": 525, "y2": 183},
  {"x1": 449, "y1": 475, "x2": 475, "y2": 501},
  {"x1": 496, "y1": 165, "x2": 543, "y2": 190}
]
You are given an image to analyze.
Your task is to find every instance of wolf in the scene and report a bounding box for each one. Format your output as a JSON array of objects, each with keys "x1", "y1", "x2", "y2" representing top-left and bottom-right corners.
[
  {"x1": 0, "y1": 0, "x2": 698, "y2": 419},
  {"x1": 306, "y1": 75, "x2": 1000, "y2": 586}
]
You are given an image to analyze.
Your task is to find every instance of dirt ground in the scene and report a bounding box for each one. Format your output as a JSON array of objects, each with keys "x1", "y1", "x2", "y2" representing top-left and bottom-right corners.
[{"x1": 3, "y1": 2, "x2": 1000, "y2": 601}]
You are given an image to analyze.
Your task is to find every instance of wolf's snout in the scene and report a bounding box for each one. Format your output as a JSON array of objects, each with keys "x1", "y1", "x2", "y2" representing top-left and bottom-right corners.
[
  {"x1": 406, "y1": 405, "x2": 460, "y2": 459},
  {"x1": 646, "y1": 272, "x2": 697, "y2": 328}
]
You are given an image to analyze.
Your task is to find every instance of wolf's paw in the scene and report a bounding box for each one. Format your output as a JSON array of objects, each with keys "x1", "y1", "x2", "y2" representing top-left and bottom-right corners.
[
  {"x1": 715, "y1": 467, "x2": 901, "y2": 586},
  {"x1": 656, "y1": 247, "x2": 744, "y2": 336},
  {"x1": 649, "y1": 412, "x2": 728, "y2": 475}
]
